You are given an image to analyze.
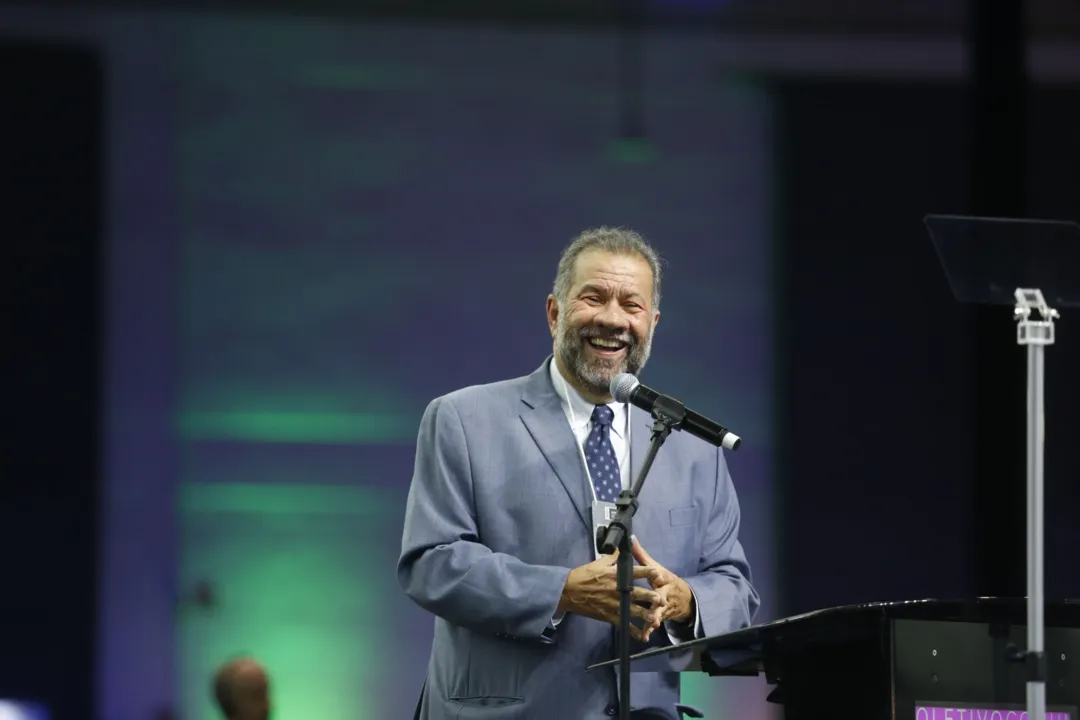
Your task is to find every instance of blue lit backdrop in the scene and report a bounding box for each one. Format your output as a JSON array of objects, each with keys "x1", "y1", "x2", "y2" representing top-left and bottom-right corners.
[{"x1": 0, "y1": 9, "x2": 779, "y2": 719}]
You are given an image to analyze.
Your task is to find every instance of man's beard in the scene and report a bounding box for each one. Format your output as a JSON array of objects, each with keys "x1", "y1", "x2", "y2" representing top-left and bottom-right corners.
[{"x1": 555, "y1": 314, "x2": 652, "y2": 398}]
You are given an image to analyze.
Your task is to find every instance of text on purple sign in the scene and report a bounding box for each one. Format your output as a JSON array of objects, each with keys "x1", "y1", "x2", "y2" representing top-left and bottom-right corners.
[{"x1": 916, "y1": 708, "x2": 1071, "y2": 720}]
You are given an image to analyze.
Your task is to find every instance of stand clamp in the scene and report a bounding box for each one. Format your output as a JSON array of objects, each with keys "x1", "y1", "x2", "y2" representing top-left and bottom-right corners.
[
  {"x1": 1014, "y1": 288, "x2": 1058, "y2": 346},
  {"x1": 1006, "y1": 645, "x2": 1049, "y2": 683}
]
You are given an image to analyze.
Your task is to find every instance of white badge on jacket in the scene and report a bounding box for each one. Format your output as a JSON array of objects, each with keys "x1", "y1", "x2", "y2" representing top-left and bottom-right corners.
[{"x1": 591, "y1": 500, "x2": 618, "y2": 561}]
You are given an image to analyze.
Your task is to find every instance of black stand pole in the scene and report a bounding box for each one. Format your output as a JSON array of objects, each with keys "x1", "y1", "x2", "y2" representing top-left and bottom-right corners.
[{"x1": 598, "y1": 397, "x2": 685, "y2": 720}]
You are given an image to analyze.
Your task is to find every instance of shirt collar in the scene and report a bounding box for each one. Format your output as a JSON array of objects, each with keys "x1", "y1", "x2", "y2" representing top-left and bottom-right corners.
[{"x1": 548, "y1": 357, "x2": 628, "y2": 438}]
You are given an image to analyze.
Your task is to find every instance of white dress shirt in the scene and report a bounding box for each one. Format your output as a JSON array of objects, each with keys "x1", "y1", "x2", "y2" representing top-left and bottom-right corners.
[
  {"x1": 549, "y1": 357, "x2": 630, "y2": 496},
  {"x1": 548, "y1": 359, "x2": 700, "y2": 643}
]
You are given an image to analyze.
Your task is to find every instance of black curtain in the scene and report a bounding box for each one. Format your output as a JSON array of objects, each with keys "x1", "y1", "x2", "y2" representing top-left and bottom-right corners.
[
  {"x1": 0, "y1": 39, "x2": 104, "y2": 718},
  {"x1": 774, "y1": 77, "x2": 1080, "y2": 615}
]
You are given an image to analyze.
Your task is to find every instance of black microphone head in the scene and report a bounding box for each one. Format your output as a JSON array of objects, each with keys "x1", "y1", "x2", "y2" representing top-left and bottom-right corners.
[{"x1": 610, "y1": 373, "x2": 639, "y2": 403}]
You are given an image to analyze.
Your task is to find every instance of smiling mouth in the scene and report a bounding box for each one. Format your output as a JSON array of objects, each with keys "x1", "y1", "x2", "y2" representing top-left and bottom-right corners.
[{"x1": 585, "y1": 337, "x2": 628, "y2": 355}]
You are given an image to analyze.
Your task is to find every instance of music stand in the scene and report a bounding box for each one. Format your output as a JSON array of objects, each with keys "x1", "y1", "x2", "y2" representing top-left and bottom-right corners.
[{"x1": 924, "y1": 214, "x2": 1080, "y2": 720}]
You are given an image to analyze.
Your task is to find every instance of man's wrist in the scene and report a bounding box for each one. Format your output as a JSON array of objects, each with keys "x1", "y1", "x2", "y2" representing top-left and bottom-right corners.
[
  {"x1": 670, "y1": 577, "x2": 695, "y2": 624},
  {"x1": 557, "y1": 567, "x2": 581, "y2": 614}
]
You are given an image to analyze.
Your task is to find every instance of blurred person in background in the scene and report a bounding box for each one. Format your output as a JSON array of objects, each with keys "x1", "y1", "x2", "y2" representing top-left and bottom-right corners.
[
  {"x1": 211, "y1": 656, "x2": 271, "y2": 720},
  {"x1": 399, "y1": 227, "x2": 759, "y2": 719}
]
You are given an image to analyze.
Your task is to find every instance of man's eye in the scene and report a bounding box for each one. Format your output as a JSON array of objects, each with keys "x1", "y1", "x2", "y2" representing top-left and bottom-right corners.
[{"x1": 583, "y1": 296, "x2": 602, "y2": 304}]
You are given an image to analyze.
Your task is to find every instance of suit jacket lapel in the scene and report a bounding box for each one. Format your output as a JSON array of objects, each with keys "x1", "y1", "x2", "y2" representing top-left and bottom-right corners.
[{"x1": 520, "y1": 360, "x2": 592, "y2": 533}]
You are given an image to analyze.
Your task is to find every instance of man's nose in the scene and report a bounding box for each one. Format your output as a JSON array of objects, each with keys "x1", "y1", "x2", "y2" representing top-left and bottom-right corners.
[{"x1": 595, "y1": 302, "x2": 630, "y2": 329}]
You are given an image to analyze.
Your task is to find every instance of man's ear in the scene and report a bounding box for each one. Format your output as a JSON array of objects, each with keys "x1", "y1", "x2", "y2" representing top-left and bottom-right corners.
[{"x1": 546, "y1": 295, "x2": 559, "y2": 338}]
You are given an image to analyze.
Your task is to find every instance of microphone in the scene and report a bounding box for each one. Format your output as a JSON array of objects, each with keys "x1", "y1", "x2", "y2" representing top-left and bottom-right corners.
[{"x1": 610, "y1": 373, "x2": 742, "y2": 451}]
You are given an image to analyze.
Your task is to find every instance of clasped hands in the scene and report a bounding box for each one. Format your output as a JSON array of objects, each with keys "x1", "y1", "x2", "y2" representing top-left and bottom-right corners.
[{"x1": 558, "y1": 537, "x2": 693, "y2": 642}]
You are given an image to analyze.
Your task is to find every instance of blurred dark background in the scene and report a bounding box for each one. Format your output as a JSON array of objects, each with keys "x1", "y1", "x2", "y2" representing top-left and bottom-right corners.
[{"x1": 2, "y1": 1, "x2": 1078, "y2": 718}]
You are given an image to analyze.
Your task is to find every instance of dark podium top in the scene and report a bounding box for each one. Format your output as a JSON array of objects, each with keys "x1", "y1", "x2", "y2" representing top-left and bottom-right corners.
[
  {"x1": 590, "y1": 597, "x2": 1080, "y2": 675},
  {"x1": 589, "y1": 598, "x2": 1080, "y2": 719}
]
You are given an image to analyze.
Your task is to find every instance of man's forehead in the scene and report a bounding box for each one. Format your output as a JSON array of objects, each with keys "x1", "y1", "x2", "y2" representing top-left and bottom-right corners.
[{"x1": 572, "y1": 250, "x2": 653, "y2": 286}]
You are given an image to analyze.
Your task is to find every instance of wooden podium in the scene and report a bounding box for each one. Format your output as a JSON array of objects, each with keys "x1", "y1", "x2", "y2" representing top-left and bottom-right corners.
[{"x1": 588, "y1": 598, "x2": 1080, "y2": 719}]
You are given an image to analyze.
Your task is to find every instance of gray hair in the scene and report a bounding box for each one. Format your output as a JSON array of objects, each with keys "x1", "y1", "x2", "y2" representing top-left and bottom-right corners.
[{"x1": 552, "y1": 227, "x2": 663, "y2": 309}]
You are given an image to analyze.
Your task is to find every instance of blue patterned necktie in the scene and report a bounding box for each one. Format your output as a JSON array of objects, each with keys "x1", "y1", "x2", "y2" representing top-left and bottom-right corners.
[{"x1": 585, "y1": 405, "x2": 620, "y2": 502}]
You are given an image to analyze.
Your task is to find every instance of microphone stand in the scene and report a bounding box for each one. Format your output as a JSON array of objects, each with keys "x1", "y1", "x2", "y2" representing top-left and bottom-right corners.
[{"x1": 598, "y1": 396, "x2": 686, "y2": 720}]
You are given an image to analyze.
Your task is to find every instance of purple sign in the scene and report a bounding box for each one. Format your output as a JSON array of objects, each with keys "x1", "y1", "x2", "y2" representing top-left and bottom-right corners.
[{"x1": 916, "y1": 708, "x2": 1072, "y2": 720}]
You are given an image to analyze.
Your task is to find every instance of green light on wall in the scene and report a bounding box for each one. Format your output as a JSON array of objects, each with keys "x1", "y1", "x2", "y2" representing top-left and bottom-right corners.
[
  {"x1": 179, "y1": 483, "x2": 395, "y2": 720},
  {"x1": 180, "y1": 482, "x2": 394, "y2": 516},
  {"x1": 607, "y1": 137, "x2": 657, "y2": 165},
  {"x1": 293, "y1": 63, "x2": 423, "y2": 90},
  {"x1": 178, "y1": 381, "x2": 422, "y2": 445},
  {"x1": 179, "y1": 410, "x2": 417, "y2": 444}
]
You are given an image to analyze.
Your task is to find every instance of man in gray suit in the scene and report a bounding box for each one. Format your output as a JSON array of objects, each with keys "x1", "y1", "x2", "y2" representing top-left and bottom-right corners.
[{"x1": 399, "y1": 227, "x2": 759, "y2": 719}]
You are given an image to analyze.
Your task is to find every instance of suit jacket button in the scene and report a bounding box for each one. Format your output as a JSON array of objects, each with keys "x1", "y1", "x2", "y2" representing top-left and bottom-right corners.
[{"x1": 605, "y1": 705, "x2": 618, "y2": 716}]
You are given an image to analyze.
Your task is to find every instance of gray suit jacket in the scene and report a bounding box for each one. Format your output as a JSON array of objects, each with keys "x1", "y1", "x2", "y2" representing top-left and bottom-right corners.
[{"x1": 398, "y1": 359, "x2": 759, "y2": 719}]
